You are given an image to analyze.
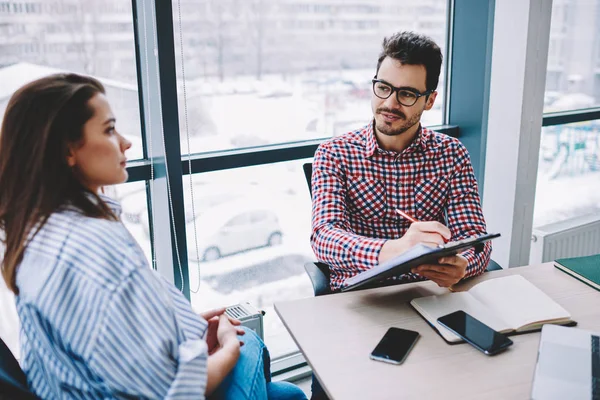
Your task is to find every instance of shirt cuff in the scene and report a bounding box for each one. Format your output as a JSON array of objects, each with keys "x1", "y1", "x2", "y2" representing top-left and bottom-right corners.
[
  {"x1": 353, "y1": 237, "x2": 388, "y2": 271},
  {"x1": 461, "y1": 248, "x2": 483, "y2": 278}
]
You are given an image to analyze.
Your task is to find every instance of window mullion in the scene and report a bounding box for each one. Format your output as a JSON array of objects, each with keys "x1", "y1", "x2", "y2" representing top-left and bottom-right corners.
[{"x1": 132, "y1": 0, "x2": 190, "y2": 299}]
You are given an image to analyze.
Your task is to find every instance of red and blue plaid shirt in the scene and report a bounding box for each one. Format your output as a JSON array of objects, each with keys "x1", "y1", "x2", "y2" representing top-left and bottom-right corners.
[{"x1": 310, "y1": 121, "x2": 491, "y2": 291}]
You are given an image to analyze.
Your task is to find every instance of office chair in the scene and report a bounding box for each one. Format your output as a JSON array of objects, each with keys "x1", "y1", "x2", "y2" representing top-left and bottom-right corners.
[
  {"x1": 0, "y1": 337, "x2": 38, "y2": 399},
  {"x1": 302, "y1": 162, "x2": 502, "y2": 297}
]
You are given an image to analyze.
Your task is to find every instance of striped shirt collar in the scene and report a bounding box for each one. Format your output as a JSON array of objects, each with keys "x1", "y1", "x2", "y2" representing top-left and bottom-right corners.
[
  {"x1": 97, "y1": 193, "x2": 122, "y2": 216},
  {"x1": 63, "y1": 192, "x2": 122, "y2": 217},
  {"x1": 365, "y1": 119, "x2": 427, "y2": 158}
]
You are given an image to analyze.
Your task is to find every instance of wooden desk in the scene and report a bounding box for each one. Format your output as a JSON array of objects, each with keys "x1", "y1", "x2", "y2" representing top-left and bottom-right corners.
[{"x1": 275, "y1": 263, "x2": 600, "y2": 400}]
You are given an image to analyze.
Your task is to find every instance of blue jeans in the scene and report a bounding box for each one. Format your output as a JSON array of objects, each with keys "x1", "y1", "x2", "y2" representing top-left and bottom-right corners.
[{"x1": 209, "y1": 327, "x2": 307, "y2": 400}]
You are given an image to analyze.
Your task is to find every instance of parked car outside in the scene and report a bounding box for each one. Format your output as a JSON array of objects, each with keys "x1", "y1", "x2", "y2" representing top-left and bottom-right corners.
[{"x1": 186, "y1": 202, "x2": 284, "y2": 262}]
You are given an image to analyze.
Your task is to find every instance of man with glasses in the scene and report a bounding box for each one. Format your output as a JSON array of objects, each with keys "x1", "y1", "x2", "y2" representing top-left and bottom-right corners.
[
  {"x1": 309, "y1": 30, "x2": 492, "y2": 400},
  {"x1": 311, "y1": 31, "x2": 492, "y2": 294}
]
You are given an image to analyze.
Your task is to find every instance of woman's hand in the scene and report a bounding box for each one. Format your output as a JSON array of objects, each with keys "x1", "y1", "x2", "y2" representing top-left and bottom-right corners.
[
  {"x1": 217, "y1": 314, "x2": 243, "y2": 347},
  {"x1": 201, "y1": 308, "x2": 245, "y2": 355},
  {"x1": 200, "y1": 307, "x2": 227, "y2": 321},
  {"x1": 205, "y1": 314, "x2": 244, "y2": 396}
]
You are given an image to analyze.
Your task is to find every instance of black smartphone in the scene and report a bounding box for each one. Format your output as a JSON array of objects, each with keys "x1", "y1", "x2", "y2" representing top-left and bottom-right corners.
[
  {"x1": 437, "y1": 310, "x2": 513, "y2": 355},
  {"x1": 370, "y1": 327, "x2": 420, "y2": 365}
]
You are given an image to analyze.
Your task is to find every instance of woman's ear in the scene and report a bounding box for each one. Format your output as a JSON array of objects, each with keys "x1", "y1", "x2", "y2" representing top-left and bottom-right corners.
[{"x1": 66, "y1": 146, "x2": 76, "y2": 167}]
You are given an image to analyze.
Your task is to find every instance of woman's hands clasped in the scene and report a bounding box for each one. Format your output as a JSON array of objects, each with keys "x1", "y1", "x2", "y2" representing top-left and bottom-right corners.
[{"x1": 201, "y1": 307, "x2": 245, "y2": 355}]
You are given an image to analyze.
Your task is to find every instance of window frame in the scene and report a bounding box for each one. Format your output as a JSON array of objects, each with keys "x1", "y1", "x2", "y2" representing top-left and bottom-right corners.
[
  {"x1": 127, "y1": 0, "x2": 469, "y2": 376},
  {"x1": 129, "y1": 0, "x2": 459, "y2": 300},
  {"x1": 542, "y1": 107, "x2": 600, "y2": 127}
]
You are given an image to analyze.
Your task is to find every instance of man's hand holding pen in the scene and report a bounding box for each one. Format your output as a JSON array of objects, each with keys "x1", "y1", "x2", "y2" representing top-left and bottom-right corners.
[{"x1": 377, "y1": 210, "x2": 468, "y2": 288}]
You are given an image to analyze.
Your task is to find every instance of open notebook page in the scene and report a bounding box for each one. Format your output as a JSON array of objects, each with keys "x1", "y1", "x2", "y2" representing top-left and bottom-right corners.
[
  {"x1": 468, "y1": 275, "x2": 571, "y2": 331},
  {"x1": 411, "y1": 292, "x2": 512, "y2": 342}
]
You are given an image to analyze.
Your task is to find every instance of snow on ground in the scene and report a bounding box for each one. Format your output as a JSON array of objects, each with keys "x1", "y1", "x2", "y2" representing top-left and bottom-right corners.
[{"x1": 533, "y1": 170, "x2": 600, "y2": 227}]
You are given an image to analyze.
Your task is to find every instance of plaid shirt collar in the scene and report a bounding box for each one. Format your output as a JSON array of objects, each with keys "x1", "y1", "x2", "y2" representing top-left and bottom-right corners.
[{"x1": 364, "y1": 119, "x2": 427, "y2": 158}]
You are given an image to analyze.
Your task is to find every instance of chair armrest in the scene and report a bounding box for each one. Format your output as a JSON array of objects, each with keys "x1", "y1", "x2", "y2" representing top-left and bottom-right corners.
[
  {"x1": 486, "y1": 259, "x2": 502, "y2": 272},
  {"x1": 303, "y1": 262, "x2": 332, "y2": 296},
  {"x1": 0, "y1": 338, "x2": 38, "y2": 399}
]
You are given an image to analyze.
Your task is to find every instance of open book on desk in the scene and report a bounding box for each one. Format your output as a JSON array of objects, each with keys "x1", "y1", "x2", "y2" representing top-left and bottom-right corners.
[
  {"x1": 341, "y1": 233, "x2": 500, "y2": 292},
  {"x1": 411, "y1": 275, "x2": 574, "y2": 343}
]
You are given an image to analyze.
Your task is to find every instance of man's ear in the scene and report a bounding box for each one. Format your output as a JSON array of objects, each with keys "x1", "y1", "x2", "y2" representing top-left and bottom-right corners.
[{"x1": 424, "y1": 91, "x2": 438, "y2": 111}]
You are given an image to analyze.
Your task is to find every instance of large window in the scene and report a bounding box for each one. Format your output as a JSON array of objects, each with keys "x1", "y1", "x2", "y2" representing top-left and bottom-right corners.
[
  {"x1": 531, "y1": 0, "x2": 600, "y2": 261},
  {"x1": 172, "y1": 0, "x2": 448, "y2": 154},
  {"x1": 0, "y1": 0, "x2": 452, "y2": 369},
  {"x1": 544, "y1": 0, "x2": 600, "y2": 112},
  {"x1": 171, "y1": 0, "x2": 450, "y2": 360},
  {"x1": 533, "y1": 120, "x2": 600, "y2": 227},
  {"x1": 0, "y1": 0, "x2": 143, "y2": 159},
  {"x1": 183, "y1": 161, "x2": 314, "y2": 356}
]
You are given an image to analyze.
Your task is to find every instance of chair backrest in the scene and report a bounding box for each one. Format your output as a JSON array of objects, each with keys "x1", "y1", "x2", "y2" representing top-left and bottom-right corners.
[
  {"x1": 302, "y1": 162, "x2": 313, "y2": 197},
  {"x1": 304, "y1": 262, "x2": 332, "y2": 296},
  {"x1": 0, "y1": 337, "x2": 37, "y2": 399},
  {"x1": 302, "y1": 162, "x2": 333, "y2": 296}
]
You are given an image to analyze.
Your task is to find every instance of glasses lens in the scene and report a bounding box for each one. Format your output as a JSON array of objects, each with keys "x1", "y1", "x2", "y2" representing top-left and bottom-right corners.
[
  {"x1": 373, "y1": 81, "x2": 392, "y2": 99},
  {"x1": 397, "y1": 90, "x2": 418, "y2": 106}
]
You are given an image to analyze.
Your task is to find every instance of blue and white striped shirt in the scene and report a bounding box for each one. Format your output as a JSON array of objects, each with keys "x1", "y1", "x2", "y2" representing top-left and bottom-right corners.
[{"x1": 14, "y1": 195, "x2": 209, "y2": 399}]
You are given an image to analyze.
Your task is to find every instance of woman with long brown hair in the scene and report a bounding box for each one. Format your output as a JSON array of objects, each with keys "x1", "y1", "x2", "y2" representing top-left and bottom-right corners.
[{"x1": 0, "y1": 74, "x2": 306, "y2": 400}]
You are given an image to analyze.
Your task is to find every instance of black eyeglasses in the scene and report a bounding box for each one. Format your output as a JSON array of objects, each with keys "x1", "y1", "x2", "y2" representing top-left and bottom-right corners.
[{"x1": 372, "y1": 79, "x2": 433, "y2": 107}]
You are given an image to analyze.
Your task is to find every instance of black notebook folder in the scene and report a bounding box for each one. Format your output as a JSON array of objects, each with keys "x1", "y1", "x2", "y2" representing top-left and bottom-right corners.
[{"x1": 340, "y1": 233, "x2": 501, "y2": 292}]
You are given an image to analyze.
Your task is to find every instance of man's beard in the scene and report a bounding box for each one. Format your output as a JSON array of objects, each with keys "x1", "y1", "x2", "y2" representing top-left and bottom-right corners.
[{"x1": 375, "y1": 107, "x2": 423, "y2": 136}]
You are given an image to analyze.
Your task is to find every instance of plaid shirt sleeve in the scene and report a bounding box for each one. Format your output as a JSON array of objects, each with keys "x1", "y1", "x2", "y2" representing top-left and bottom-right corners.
[
  {"x1": 310, "y1": 143, "x2": 387, "y2": 276},
  {"x1": 447, "y1": 141, "x2": 492, "y2": 278}
]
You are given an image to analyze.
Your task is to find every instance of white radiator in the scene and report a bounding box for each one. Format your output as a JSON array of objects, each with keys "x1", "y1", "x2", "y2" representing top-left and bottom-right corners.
[
  {"x1": 225, "y1": 302, "x2": 265, "y2": 340},
  {"x1": 530, "y1": 213, "x2": 600, "y2": 264}
]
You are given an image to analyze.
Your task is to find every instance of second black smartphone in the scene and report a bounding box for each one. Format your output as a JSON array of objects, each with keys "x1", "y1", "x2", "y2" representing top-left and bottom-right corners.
[
  {"x1": 370, "y1": 327, "x2": 420, "y2": 365},
  {"x1": 437, "y1": 310, "x2": 513, "y2": 355}
]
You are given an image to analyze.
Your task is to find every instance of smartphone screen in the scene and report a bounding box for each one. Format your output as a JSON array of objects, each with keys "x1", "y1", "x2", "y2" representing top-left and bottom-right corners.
[
  {"x1": 437, "y1": 310, "x2": 513, "y2": 355},
  {"x1": 370, "y1": 327, "x2": 420, "y2": 365}
]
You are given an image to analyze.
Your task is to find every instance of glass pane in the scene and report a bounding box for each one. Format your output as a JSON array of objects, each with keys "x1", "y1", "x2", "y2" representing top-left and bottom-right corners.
[
  {"x1": 0, "y1": 1, "x2": 143, "y2": 160},
  {"x1": 105, "y1": 182, "x2": 153, "y2": 265},
  {"x1": 173, "y1": 0, "x2": 449, "y2": 154},
  {"x1": 544, "y1": 0, "x2": 600, "y2": 112},
  {"x1": 184, "y1": 161, "x2": 314, "y2": 358},
  {"x1": 532, "y1": 120, "x2": 600, "y2": 227}
]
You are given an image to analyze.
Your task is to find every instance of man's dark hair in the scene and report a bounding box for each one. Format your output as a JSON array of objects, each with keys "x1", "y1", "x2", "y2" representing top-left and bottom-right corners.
[{"x1": 376, "y1": 31, "x2": 443, "y2": 92}]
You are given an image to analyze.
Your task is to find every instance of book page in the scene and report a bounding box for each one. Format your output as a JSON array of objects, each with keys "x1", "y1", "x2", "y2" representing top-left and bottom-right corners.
[
  {"x1": 410, "y1": 292, "x2": 512, "y2": 342},
  {"x1": 469, "y1": 275, "x2": 571, "y2": 330}
]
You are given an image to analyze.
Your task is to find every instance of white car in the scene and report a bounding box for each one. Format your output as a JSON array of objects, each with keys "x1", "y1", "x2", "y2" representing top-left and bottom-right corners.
[{"x1": 186, "y1": 205, "x2": 283, "y2": 262}]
